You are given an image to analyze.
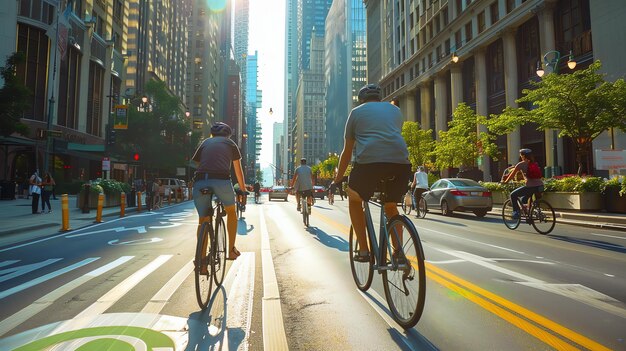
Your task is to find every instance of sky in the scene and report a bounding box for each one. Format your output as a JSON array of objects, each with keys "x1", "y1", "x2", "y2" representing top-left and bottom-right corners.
[{"x1": 248, "y1": 0, "x2": 286, "y2": 174}]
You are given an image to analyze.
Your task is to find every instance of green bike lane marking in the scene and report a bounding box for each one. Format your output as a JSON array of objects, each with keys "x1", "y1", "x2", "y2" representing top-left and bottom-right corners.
[{"x1": 1, "y1": 313, "x2": 189, "y2": 351}]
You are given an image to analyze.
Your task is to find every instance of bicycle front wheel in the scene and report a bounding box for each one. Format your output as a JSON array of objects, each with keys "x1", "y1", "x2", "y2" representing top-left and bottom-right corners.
[
  {"x1": 195, "y1": 222, "x2": 214, "y2": 309},
  {"x1": 502, "y1": 199, "x2": 521, "y2": 230},
  {"x1": 417, "y1": 197, "x2": 427, "y2": 219},
  {"x1": 531, "y1": 199, "x2": 556, "y2": 234},
  {"x1": 381, "y1": 215, "x2": 426, "y2": 329},
  {"x1": 302, "y1": 200, "x2": 309, "y2": 227},
  {"x1": 212, "y1": 217, "x2": 227, "y2": 286},
  {"x1": 349, "y1": 225, "x2": 374, "y2": 291}
]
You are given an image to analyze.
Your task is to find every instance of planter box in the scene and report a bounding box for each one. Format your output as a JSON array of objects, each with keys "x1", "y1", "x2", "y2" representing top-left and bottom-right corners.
[
  {"x1": 490, "y1": 190, "x2": 508, "y2": 205},
  {"x1": 76, "y1": 192, "x2": 123, "y2": 209},
  {"x1": 604, "y1": 187, "x2": 626, "y2": 214},
  {"x1": 541, "y1": 192, "x2": 603, "y2": 212}
]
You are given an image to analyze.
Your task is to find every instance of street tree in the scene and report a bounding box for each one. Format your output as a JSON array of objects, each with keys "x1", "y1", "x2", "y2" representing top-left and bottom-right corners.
[
  {"x1": 401, "y1": 121, "x2": 434, "y2": 170},
  {"x1": 312, "y1": 154, "x2": 339, "y2": 180},
  {"x1": 432, "y1": 103, "x2": 498, "y2": 171},
  {"x1": 493, "y1": 61, "x2": 626, "y2": 175},
  {"x1": 0, "y1": 52, "x2": 30, "y2": 137}
]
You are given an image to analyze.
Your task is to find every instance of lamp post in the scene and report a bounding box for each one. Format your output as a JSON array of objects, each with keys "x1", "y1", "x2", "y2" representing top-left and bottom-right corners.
[{"x1": 536, "y1": 50, "x2": 577, "y2": 177}]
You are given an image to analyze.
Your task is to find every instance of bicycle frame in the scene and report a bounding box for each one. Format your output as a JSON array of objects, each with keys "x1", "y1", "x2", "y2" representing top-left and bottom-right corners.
[{"x1": 363, "y1": 200, "x2": 401, "y2": 271}]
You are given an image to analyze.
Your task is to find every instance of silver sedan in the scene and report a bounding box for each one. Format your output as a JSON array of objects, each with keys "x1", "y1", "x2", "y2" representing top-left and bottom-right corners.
[
  {"x1": 268, "y1": 186, "x2": 289, "y2": 201},
  {"x1": 422, "y1": 178, "x2": 493, "y2": 217}
]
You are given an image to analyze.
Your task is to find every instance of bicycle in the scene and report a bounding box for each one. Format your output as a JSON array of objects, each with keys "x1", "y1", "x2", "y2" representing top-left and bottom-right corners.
[
  {"x1": 349, "y1": 178, "x2": 426, "y2": 329},
  {"x1": 300, "y1": 191, "x2": 312, "y2": 227},
  {"x1": 194, "y1": 188, "x2": 228, "y2": 309},
  {"x1": 236, "y1": 191, "x2": 247, "y2": 219},
  {"x1": 501, "y1": 187, "x2": 556, "y2": 234},
  {"x1": 401, "y1": 190, "x2": 427, "y2": 218},
  {"x1": 254, "y1": 191, "x2": 260, "y2": 204}
]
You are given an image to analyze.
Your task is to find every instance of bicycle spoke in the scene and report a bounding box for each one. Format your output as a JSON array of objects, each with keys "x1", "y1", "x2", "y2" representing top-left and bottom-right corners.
[
  {"x1": 502, "y1": 200, "x2": 521, "y2": 230},
  {"x1": 349, "y1": 226, "x2": 373, "y2": 292},
  {"x1": 531, "y1": 200, "x2": 556, "y2": 234},
  {"x1": 195, "y1": 222, "x2": 213, "y2": 309}
]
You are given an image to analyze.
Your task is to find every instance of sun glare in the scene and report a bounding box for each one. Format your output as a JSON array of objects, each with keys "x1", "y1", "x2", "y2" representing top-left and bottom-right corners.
[{"x1": 206, "y1": 0, "x2": 227, "y2": 12}]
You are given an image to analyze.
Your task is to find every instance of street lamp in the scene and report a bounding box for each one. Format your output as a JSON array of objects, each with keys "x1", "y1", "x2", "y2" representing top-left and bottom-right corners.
[
  {"x1": 451, "y1": 52, "x2": 459, "y2": 63},
  {"x1": 536, "y1": 50, "x2": 577, "y2": 177},
  {"x1": 269, "y1": 107, "x2": 273, "y2": 115}
]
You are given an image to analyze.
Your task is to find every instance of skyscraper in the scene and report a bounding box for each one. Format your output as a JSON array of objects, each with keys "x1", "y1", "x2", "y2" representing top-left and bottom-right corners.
[{"x1": 246, "y1": 52, "x2": 262, "y2": 181}]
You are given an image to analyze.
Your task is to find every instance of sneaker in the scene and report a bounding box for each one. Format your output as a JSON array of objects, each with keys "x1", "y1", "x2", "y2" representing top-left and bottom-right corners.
[
  {"x1": 353, "y1": 250, "x2": 370, "y2": 263},
  {"x1": 511, "y1": 211, "x2": 520, "y2": 220}
]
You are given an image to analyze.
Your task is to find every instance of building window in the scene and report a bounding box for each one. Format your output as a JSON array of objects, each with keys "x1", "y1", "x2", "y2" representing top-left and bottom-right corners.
[
  {"x1": 490, "y1": 2, "x2": 499, "y2": 24},
  {"x1": 455, "y1": 30, "x2": 462, "y2": 49},
  {"x1": 16, "y1": 23, "x2": 49, "y2": 121},
  {"x1": 435, "y1": 16, "x2": 440, "y2": 34},
  {"x1": 443, "y1": 7, "x2": 449, "y2": 26},
  {"x1": 516, "y1": 17, "x2": 540, "y2": 83},
  {"x1": 87, "y1": 61, "x2": 105, "y2": 137},
  {"x1": 456, "y1": 0, "x2": 463, "y2": 15},
  {"x1": 58, "y1": 47, "x2": 81, "y2": 129},
  {"x1": 487, "y1": 39, "x2": 504, "y2": 94},
  {"x1": 506, "y1": 0, "x2": 515, "y2": 13},
  {"x1": 556, "y1": 0, "x2": 592, "y2": 56},
  {"x1": 465, "y1": 21, "x2": 473, "y2": 42},
  {"x1": 477, "y1": 11, "x2": 485, "y2": 34}
]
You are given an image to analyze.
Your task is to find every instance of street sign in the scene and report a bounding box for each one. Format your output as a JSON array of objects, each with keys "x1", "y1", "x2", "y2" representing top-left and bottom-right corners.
[
  {"x1": 47, "y1": 130, "x2": 62, "y2": 138},
  {"x1": 594, "y1": 149, "x2": 626, "y2": 170},
  {"x1": 102, "y1": 157, "x2": 111, "y2": 171},
  {"x1": 114, "y1": 105, "x2": 128, "y2": 129}
]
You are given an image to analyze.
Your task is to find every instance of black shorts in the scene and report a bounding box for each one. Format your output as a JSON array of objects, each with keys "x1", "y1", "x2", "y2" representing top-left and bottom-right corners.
[
  {"x1": 348, "y1": 163, "x2": 411, "y2": 203},
  {"x1": 297, "y1": 189, "x2": 313, "y2": 197}
]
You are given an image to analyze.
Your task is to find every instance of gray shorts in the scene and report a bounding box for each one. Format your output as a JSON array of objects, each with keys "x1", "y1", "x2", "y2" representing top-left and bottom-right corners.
[{"x1": 193, "y1": 178, "x2": 235, "y2": 217}]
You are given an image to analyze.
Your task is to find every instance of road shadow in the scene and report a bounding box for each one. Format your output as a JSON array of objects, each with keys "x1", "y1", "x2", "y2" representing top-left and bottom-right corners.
[
  {"x1": 186, "y1": 286, "x2": 227, "y2": 351},
  {"x1": 237, "y1": 218, "x2": 253, "y2": 235},
  {"x1": 547, "y1": 234, "x2": 626, "y2": 254},
  {"x1": 361, "y1": 290, "x2": 440, "y2": 351},
  {"x1": 421, "y1": 216, "x2": 468, "y2": 227},
  {"x1": 305, "y1": 226, "x2": 349, "y2": 252}
]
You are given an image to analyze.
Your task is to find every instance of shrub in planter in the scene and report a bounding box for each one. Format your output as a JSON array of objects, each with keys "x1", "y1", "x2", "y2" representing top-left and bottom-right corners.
[
  {"x1": 55, "y1": 181, "x2": 85, "y2": 195},
  {"x1": 602, "y1": 176, "x2": 626, "y2": 213},
  {"x1": 541, "y1": 176, "x2": 603, "y2": 211}
]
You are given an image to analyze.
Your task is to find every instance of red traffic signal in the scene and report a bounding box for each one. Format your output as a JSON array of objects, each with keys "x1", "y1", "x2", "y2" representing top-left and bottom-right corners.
[{"x1": 133, "y1": 153, "x2": 140, "y2": 161}]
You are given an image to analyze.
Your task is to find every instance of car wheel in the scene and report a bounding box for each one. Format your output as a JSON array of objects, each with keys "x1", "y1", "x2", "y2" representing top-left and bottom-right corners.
[
  {"x1": 441, "y1": 200, "x2": 453, "y2": 216},
  {"x1": 474, "y1": 209, "x2": 488, "y2": 217}
]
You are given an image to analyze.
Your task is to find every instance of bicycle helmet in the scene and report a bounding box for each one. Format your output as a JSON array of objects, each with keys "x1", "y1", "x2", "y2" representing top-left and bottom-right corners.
[
  {"x1": 210, "y1": 122, "x2": 232, "y2": 137},
  {"x1": 519, "y1": 148, "x2": 532, "y2": 155},
  {"x1": 358, "y1": 84, "x2": 382, "y2": 103},
  {"x1": 300, "y1": 158, "x2": 307, "y2": 164}
]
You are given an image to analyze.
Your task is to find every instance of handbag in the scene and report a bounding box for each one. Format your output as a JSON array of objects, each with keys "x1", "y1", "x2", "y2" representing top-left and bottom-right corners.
[{"x1": 30, "y1": 185, "x2": 41, "y2": 195}]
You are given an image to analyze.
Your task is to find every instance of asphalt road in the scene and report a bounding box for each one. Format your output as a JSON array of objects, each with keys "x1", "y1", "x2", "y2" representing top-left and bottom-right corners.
[{"x1": 0, "y1": 195, "x2": 624, "y2": 350}]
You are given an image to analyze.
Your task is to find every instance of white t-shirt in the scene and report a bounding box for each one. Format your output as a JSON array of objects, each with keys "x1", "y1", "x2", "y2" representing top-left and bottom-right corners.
[{"x1": 413, "y1": 171, "x2": 428, "y2": 189}]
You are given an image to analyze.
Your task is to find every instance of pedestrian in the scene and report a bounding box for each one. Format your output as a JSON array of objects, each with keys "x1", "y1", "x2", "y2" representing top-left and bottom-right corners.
[
  {"x1": 145, "y1": 178, "x2": 154, "y2": 211},
  {"x1": 41, "y1": 172, "x2": 55, "y2": 213},
  {"x1": 29, "y1": 170, "x2": 42, "y2": 214}
]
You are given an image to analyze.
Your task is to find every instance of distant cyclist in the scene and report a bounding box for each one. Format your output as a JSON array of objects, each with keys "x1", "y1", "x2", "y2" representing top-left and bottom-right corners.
[
  {"x1": 291, "y1": 158, "x2": 314, "y2": 212},
  {"x1": 502, "y1": 148, "x2": 544, "y2": 219},
  {"x1": 253, "y1": 181, "x2": 261, "y2": 202},
  {"x1": 411, "y1": 166, "x2": 428, "y2": 209},
  {"x1": 192, "y1": 122, "x2": 246, "y2": 260},
  {"x1": 333, "y1": 83, "x2": 411, "y2": 262}
]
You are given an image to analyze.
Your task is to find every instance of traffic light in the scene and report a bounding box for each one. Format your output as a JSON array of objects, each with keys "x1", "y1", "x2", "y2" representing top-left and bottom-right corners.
[
  {"x1": 133, "y1": 153, "x2": 140, "y2": 161},
  {"x1": 107, "y1": 128, "x2": 116, "y2": 145}
]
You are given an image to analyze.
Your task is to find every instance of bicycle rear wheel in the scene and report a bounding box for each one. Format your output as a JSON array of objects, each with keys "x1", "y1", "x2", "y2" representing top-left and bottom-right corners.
[
  {"x1": 237, "y1": 202, "x2": 243, "y2": 219},
  {"x1": 195, "y1": 222, "x2": 214, "y2": 309},
  {"x1": 502, "y1": 199, "x2": 521, "y2": 230},
  {"x1": 381, "y1": 215, "x2": 426, "y2": 328},
  {"x1": 302, "y1": 199, "x2": 309, "y2": 227},
  {"x1": 417, "y1": 197, "x2": 427, "y2": 219},
  {"x1": 401, "y1": 192, "x2": 412, "y2": 215},
  {"x1": 212, "y1": 216, "x2": 227, "y2": 286},
  {"x1": 531, "y1": 199, "x2": 556, "y2": 234},
  {"x1": 349, "y1": 225, "x2": 374, "y2": 291}
]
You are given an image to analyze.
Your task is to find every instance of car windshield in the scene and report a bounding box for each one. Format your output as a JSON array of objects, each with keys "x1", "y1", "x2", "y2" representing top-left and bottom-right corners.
[
  {"x1": 273, "y1": 186, "x2": 286, "y2": 191},
  {"x1": 448, "y1": 179, "x2": 481, "y2": 187}
]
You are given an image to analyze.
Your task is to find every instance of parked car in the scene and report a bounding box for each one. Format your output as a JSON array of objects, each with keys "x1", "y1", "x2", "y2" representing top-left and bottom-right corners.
[
  {"x1": 268, "y1": 185, "x2": 289, "y2": 201},
  {"x1": 422, "y1": 178, "x2": 492, "y2": 217},
  {"x1": 156, "y1": 178, "x2": 186, "y2": 198},
  {"x1": 312, "y1": 185, "x2": 326, "y2": 199}
]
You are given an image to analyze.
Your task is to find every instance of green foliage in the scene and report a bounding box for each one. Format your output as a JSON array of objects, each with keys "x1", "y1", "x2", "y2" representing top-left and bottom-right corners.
[
  {"x1": 313, "y1": 154, "x2": 339, "y2": 179},
  {"x1": 490, "y1": 61, "x2": 626, "y2": 175},
  {"x1": 255, "y1": 169, "x2": 264, "y2": 183},
  {"x1": 0, "y1": 52, "x2": 31, "y2": 137},
  {"x1": 543, "y1": 176, "x2": 603, "y2": 193},
  {"x1": 401, "y1": 121, "x2": 434, "y2": 170},
  {"x1": 479, "y1": 181, "x2": 523, "y2": 192},
  {"x1": 82, "y1": 179, "x2": 129, "y2": 196},
  {"x1": 602, "y1": 176, "x2": 626, "y2": 196},
  {"x1": 432, "y1": 103, "x2": 498, "y2": 171},
  {"x1": 427, "y1": 172, "x2": 439, "y2": 187}
]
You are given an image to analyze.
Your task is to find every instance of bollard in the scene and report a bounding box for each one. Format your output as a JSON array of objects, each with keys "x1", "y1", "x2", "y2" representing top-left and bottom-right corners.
[
  {"x1": 120, "y1": 192, "x2": 126, "y2": 217},
  {"x1": 168, "y1": 190, "x2": 172, "y2": 205},
  {"x1": 60, "y1": 194, "x2": 71, "y2": 231},
  {"x1": 95, "y1": 193, "x2": 104, "y2": 223},
  {"x1": 137, "y1": 191, "x2": 142, "y2": 212}
]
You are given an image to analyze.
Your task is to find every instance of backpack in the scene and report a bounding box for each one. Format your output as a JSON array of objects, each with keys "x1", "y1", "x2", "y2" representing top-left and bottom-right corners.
[{"x1": 527, "y1": 162, "x2": 542, "y2": 179}]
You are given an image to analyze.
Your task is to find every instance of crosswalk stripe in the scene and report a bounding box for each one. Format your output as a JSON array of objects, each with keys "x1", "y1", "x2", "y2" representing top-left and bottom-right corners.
[
  {"x1": 0, "y1": 258, "x2": 99, "y2": 300},
  {"x1": 70, "y1": 255, "x2": 173, "y2": 323},
  {"x1": 0, "y1": 260, "x2": 20, "y2": 269},
  {"x1": 0, "y1": 258, "x2": 62, "y2": 283},
  {"x1": 0, "y1": 256, "x2": 133, "y2": 337},
  {"x1": 141, "y1": 260, "x2": 193, "y2": 314}
]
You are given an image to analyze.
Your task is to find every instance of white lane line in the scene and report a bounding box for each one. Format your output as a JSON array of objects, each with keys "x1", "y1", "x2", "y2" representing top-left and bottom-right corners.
[
  {"x1": 0, "y1": 258, "x2": 62, "y2": 283},
  {"x1": 0, "y1": 260, "x2": 20, "y2": 268},
  {"x1": 422, "y1": 227, "x2": 525, "y2": 254},
  {"x1": 425, "y1": 259, "x2": 465, "y2": 264},
  {"x1": 141, "y1": 260, "x2": 193, "y2": 314},
  {"x1": 260, "y1": 208, "x2": 289, "y2": 351},
  {"x1": 591, "y1": 233, "x2": 626, "y2": 240},
  {"x1": 0, "y1": 256, "x2": 133, "y2": 336},
  {"x1": 226, "y1": 252, "x2": 255, "y2": 351},
  {"x1": 72, "y1": 255, "x2": 172, "y2": 321},
  {"x1": 0, "y1": 258, "x2": 99, "y2": 300}
]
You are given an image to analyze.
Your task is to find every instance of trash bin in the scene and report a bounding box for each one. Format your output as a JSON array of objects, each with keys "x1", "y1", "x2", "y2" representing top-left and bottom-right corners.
[
  {"x1": 82, "y1": 184, "x2": 91, "y2": 213},
  {"x1": 0, "y1": 181, "x2": 16, "y2": 200}
]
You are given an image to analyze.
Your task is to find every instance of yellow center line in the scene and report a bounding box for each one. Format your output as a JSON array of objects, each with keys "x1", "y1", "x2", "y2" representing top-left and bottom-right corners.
[{"x1": 312, "y1": 210, "x2": 612, "y2": 351}]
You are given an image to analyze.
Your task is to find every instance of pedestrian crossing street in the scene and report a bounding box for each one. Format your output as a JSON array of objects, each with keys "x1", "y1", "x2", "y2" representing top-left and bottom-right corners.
[{"x1": 0, "y1": 252, "x2": 256, "y2": 350}]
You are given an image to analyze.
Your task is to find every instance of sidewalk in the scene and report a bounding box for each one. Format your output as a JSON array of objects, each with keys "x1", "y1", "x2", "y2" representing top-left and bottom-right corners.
[
  {"x1": 0, "y1": 194, "x2": 192, "y2": 239},
  {"x1": 487, "y1": 206, "x2": 626, "y2": 232}
]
